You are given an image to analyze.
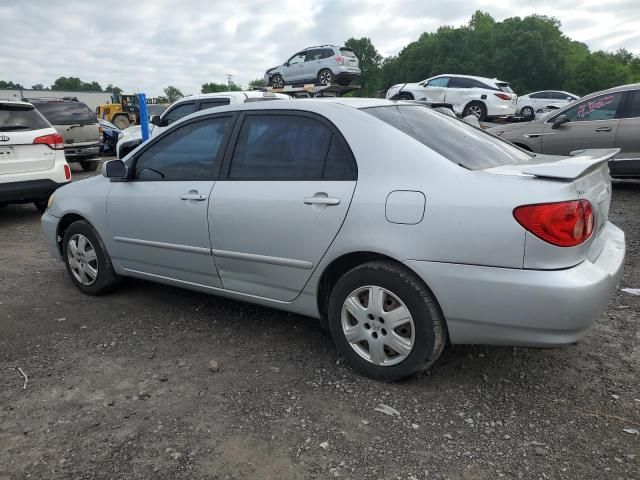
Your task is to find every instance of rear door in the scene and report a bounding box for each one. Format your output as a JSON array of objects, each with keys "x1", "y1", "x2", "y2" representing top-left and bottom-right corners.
[
  {"x1": 540, "y1": 91, "x2": 624, "y2": 156},
  {"x1": 444, "y1": 77, "x2": 474, "y2": 109},
  {"x1": 0, "y1": 103, "x2": 56, "y2": 175},
  {"x1": 610, "y1": 89, "x2": 640, "y2": 177},
  {"x1": 209, "y1": 111, "x2": 357, "y2": 301}
]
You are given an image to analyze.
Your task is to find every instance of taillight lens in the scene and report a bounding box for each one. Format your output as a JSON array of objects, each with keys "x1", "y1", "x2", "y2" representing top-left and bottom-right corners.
[
  {"x1": 33, "y1": 133, "x2": 64, "y2": 150},
  {"x1": 494, "y1": 93, "x2": 511, "y2": 101},
  {"x1": 513, "y1": 200, "x2": 594, "y2": 247},
  {"x1": 335, "y1": 55, "x2": 344, "y2": 65},
  {"x1": 63, "y1": 164, "x2": 71, "y2": 180}
]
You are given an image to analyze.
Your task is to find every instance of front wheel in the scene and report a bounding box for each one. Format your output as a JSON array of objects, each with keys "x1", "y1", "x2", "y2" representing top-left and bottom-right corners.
[
  {"x1": 328, "y1": 261, "x2": 447, "y2": 381},
  {"x1": 270, "y1": 74, "x2": 284, "y2": 88},
  {"x1": 462, "y1": 102, "x2": 487, "y2": 122},
  {"x1": 62, "y1": 220, "x2": 120, "y2": 295},
  {"x1": 80, "y1": 160, "x2": 99, "y2": 172},
  {"x1": 318, "y1": 69, "x2": 334, "y2": 86}
]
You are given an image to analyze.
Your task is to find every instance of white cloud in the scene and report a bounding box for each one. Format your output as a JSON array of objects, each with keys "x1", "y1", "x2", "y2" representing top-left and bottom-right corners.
[{"x1": 0, "y1": 0, "x2": 638, "y2": 97}]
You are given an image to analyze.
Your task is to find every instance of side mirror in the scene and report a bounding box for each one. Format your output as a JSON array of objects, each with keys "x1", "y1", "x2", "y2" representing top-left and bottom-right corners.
[
  {"x1": 566, "y1": 96, "x2": 573, "y2": 101},
  {"x1": 552, "y1": 114, "x2": 569, "y2": 129},
  {"x1": 150, "y1": 115, "x2": 162, "y2": 126},
  {"x1": 102, "y1": 159, "x2": 127, "y2": 180}
]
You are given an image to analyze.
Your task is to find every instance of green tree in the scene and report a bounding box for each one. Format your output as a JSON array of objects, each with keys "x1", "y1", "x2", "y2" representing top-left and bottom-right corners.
[
  {"x1": 344, "y1": 37, "x2": 383, "y2": 96},
  {"x1": 248, "y1": 78, "x2": 266, "y2": 89},
  {"x1": 0, "y1": 80, "x2": 24, "y2": 89},
  {"x1": 201, "y1": 82, "x2": 242, "y2": 93},
  {"x1": 51, "y1": 77, "x2": 103, "y2": 91},
  {"x1": 105, "y1": 84, "x2": 123, "y2": 95},
  {"x1": 31, "y1": 83, "x2": 47, "y2": 90},
  {"x1": 163, "y1": 86, "x2": 184, "y2": 103}
]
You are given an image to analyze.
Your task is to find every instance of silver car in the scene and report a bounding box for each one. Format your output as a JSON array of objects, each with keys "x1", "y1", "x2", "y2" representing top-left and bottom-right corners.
[
  {"x1": 490, "y1": 83, "x2": 640, "y2": 178},
  {"x1": 41, "y1": 99, "x2": 625, "y2": 381},
  {"x1": 264, "y1": 45, "x2": 361, "y2": 88}
]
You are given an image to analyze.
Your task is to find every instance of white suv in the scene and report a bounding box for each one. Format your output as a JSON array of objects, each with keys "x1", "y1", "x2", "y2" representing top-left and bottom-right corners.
[
  {"x1": 385, "y1": 74, "x2": 517, "y2": 121},
  {"x1": 116, "y1": 91, "x2": 290, "y2": 159},
  {"x1": 0, "y1": 99, "x2": 71, "y2": 211}
]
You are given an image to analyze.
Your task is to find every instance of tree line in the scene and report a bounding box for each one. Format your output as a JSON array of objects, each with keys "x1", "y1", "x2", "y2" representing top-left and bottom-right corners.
[
  {"x1": 0, "y1": 77, "x2": 123, "y2": 94},
  {"x1": 346, "y1": 11, "x2": 640, "y2": 97}
]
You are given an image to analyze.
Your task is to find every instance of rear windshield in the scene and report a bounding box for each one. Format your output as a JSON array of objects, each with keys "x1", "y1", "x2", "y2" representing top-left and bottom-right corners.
[
  {"x1": 32, "y1": 101, "x2": 97, "y2": 125},
  {"x1": 497, "y1": 82, "x2": 514, "y2": 93},
  {"x1": 0, "y1": 104, "x2": 51, "y2": 131},
  {"x1": 340, "y1": 48, "x2": 356, "y2": 57},
  {"x1": 364, "y1": 105, "x2": 532, "y2": 169}
]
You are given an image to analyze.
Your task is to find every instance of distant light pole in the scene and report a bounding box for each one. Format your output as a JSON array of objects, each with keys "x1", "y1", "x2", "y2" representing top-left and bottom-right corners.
[{"x1": 226, "y1": 74, "x2": 233, "y2": 91}]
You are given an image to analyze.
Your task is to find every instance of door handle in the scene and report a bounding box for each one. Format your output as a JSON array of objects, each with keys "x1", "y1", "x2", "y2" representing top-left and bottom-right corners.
[
  {"x1": 595, "y1": 127, "x2": 612, "y2": 132},
  {"x1": 304, "y1": 197, "x2": 340, "y2": 206},
  {"x1": 180, "y1": 193, "x2": 207, "y2": 201}
]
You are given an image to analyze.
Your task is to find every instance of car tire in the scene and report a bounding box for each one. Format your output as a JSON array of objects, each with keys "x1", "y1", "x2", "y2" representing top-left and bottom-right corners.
[
  {"x1": 33, "y1": 199, "x2": 48, "y2": 213},
  {"x1": 521, "y1": 106, "x2": 535, "y2": 119},
  {"x1": 270, "y1": 74, "x2": 285, "y2": 88},
  {"x1": 112, "y1": 115, "x2": 130, "y2": 130},
  {"x1": 463, "y1": 102, "x2": 487, "y2": 121},
  {"x1": 398, "y1": 92, "x2": 415, "y2": 100},
  {"x1": 318, "y1": 69, "x2": 335, "y2": 86},
  {"x1": 80, "y1": 160, "x2": 99, "y2": 172},
  {"x1": 327, "y1": 261, "x2": 447, "y2": 381},
  {"x1": 62, "y1": 220, "x2": 121, "y2": 295}
]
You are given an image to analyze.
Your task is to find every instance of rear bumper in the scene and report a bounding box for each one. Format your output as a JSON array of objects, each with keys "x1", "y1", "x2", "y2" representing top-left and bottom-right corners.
[
  {"x1": 64, "y1": 144, "x2": 100, "y2": 162},
  {"x1": 486, "y1": 103, "x2": 517, "y2": 118},
  {"x1": 405, "y1": 222, "x2": 625, "y2": 347},
  {"x1": 0, "y1": 179, "x2": 69, "y2": 203}
]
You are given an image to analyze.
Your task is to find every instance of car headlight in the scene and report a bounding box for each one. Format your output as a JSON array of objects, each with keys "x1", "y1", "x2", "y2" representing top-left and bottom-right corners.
[{"x1": 47, "y1": 193, "x2": 56, "y2": 210}]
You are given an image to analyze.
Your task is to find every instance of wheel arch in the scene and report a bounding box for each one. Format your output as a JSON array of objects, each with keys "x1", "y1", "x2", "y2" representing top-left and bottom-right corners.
[
  {"x1": 463, "y1": 99, "x2": 486, "y2": 113},
  {"x1": 56, "y1": 213, "x2": 89, "y2": 255}
]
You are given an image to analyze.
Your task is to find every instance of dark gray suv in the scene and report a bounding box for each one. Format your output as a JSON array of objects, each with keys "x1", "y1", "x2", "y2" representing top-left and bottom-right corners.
[{"x1": 264, "y1": 45, "x2": 361, "y2": 88}]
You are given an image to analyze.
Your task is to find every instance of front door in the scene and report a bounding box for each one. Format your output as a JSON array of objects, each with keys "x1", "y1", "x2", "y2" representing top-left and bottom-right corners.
[
  {"x1": 540, "y1": 91, "x2": 624, "y2": 156},
  {"x1": 107, "y1": 115, "x2": 234, "y2": 286},
  {"x1": 209, "y1": 112, "x2": 357, "y2": 301},
  {"x1": 283, "y1": 52, "x2": 307, "y2": 83}
]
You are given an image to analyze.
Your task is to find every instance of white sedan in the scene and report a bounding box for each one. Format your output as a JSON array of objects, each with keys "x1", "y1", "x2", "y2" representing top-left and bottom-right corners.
[
  {"x1": 517, "y1": 90, "x2": 579, "y2": 118},
  {"x1": 385, "y1": 74, "x2": 517, "y2": 121}
]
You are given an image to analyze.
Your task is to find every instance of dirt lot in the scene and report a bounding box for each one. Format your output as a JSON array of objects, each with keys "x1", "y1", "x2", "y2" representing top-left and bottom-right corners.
[{"x1": 1, "y1": 161, "x2": 638, "y2": 480}]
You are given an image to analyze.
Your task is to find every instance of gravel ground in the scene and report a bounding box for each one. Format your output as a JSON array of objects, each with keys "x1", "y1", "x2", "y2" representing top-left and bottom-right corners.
[{"x1": 1, "y1": 161, "x2": 638, "y2": 480}]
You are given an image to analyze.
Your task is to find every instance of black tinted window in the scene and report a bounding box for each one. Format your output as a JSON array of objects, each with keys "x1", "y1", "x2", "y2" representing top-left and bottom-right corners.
[
  {"x1": 0, "y1": 104, "x2": 51, "y2": 131},
  {"x1": 199, "y1": 99, "x2": 230, "y2": 111},
  {"x1": 324, "y1": 136, "x2": 356, "y2": 179},
  {"x1": 134, "y1": 117, "x2": 230, "y2": 180},
  {"x1": 449, "y1": 77, "x2": 473, "y2": 88},
  {"x1": 163, "y1": 103, "x2": 195, "y2": 125},
  {"x1": 562, "y1": 93, "x2": 622, "y2": 122},
  {"x1": 32, "y1": 101, "x2": 96, "y2": 125},
  {"x1": 229, "y1": 115, "x2": 332, "y2": 179},
  {"x1": 365, "y1": 105, "x2": 532, "y2": 170},
  {"x1": 622, "y1": 90, "x2": 640, "y2": 118}
]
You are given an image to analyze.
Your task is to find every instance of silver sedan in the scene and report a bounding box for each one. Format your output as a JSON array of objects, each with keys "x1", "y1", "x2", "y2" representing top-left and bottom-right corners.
[{"x1": 41, "y1": 99, "x2": 625, "y2": 381}]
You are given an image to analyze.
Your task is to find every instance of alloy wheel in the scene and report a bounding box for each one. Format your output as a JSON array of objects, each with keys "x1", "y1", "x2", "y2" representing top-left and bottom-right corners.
[
  {"x1": 340, "y1": 285, "x2": 415, "y2": 366},
  {"x1": 67, "y1": 234, "x2": 98, "y2": 286},
  {"x1": 319, "y1": 71, "x2": 333, "y2": 85},
  {"x1": 272, "y1": 76, "x2": 284, "y2": 88},
  {"x1": 467, "y1": 105, "x2": 483, "y2": 118}
]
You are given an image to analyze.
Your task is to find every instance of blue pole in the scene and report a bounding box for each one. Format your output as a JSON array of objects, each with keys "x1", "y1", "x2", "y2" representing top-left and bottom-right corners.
[{"x1": 138, "y1": 93, "x2": 150, "y2": 142}]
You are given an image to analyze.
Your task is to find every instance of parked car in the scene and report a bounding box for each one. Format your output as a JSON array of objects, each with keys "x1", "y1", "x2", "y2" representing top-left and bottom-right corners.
[
  {"x1": 99, "y1": 119, "x2": 120, "y2": 155},
  {"x1": 116, "y1": 91, "x2": 290, "y2": 159},
  {"x1": 27, "y1": 98, "x2": 101, "y2": 171},
  {"x1": 385, "y1": 74, "x2": 517, "y2": 121},
  {"x1": 517, "y1": 90, "x2": 579, "y2": 118},
  {"x1": 42, "y1": 99, "x2": 624, "y2": 381},
  {"x1": 0, "y1": 99, "x2": 71, "y2": 211},
  {"x1": 264, "y1": 45, "x2": 361, "y2": 88},
  {"x1": 489, "y1": 83, "x2": 640, "y2": 178}
]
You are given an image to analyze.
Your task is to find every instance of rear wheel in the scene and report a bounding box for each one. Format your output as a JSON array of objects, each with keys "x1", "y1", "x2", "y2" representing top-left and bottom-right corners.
[
  {"x1": 80, "y1": 160, "x2": 99, "y2": 172},
  {"x1": 463, "y1": 102, "x2": 487, "y2": 121},
  {"x1": 270, "y1": 74, "x2": 284, "y2": 88},
  {"x1": 328, "y1": 261, "x2": 446, "y2": 381},
  {"x1": 520, "y1": 106, "x2": 535, "y2": 119},
  {"x1": 112, "y1": 115, "x2": 130, "y2": 130},
  {"x1": 318, "y1": 69, "x2": 335, "y2": 86},
  {"x1": 62, "y1": 220, "x2": 120, "y2": 295}
]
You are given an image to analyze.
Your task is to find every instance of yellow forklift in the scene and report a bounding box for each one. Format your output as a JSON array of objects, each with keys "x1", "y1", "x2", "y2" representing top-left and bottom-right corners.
[{"x1": 96, "y1": 94, "x2": 140, "y2": 129}]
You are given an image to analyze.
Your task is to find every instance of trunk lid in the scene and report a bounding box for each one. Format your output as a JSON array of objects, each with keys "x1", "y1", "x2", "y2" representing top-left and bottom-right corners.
[
  {"x1": 340, "y1": 48, "x2": 360, "y2": 68},
  {"x1": 57, "y1": 123, "x2": 100, "y2": 146}
]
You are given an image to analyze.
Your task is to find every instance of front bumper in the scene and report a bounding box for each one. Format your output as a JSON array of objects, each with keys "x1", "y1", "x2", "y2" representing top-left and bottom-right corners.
[
  {"x1": 41, "y1": 211, "x2": 62, "y2": 260},
  {"x1": 405, "y1": 222, "x2": 625, "y2": 347},
  {"x1": 64, "y1": 144, "x2": 100, "y2": 162},
  {"x1": 0, "y1": 179, "x2": 69, "y2": 203}
]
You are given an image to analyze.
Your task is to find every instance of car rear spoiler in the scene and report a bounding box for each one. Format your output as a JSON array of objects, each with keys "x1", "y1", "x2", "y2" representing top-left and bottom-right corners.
[{"x1": 521, "y1": 148, "x2": 620, "y2": 180}]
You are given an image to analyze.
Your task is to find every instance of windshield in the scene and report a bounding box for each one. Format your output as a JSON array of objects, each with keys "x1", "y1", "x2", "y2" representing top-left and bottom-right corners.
[
  {"x1": 0, "y1": 104, "x2": 51, "y2": 131},
  {"x1": 364, "y1": 105, "x2": 533, "y2": 170},
  {"x1": 340, "y1": 48, "x2": 356, "y2": 57},
  {"x1": 497, "y1": 82, "x2": 514, "y2": 94},
  {"x1": 33, "y1": 101, "x2": 97, "y2": 125}
]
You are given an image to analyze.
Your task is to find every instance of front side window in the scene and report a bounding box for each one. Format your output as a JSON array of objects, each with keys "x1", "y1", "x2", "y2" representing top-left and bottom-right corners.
[
  {"x1": 561, "y1": 92, "x2": 623, "y2": 122},
  {"x1": 288, "y1": 53, "x2": 306, "y2": 65},
  {"x1": 229, "y1": 114, "x2": 333, "y2": 179},
  {"x1": 426, "y1": 77, "x2": 450, "y2": 88},
  {"x1": 133, "y1": 117, "x2": 230, "y2": 181},
  {"x1": 163, "y1": 102, "x2": 195, "y2": 125}
]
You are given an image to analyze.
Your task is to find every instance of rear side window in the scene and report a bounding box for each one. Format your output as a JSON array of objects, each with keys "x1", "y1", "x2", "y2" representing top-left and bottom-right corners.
[
  {"x1": 621, "y1": 90, "x2": 640, "y2": 118},
  {"x1": 229, "y1": 114, "x2": 355, "y2": 179},
  {"x1": 448, "y1": 77, "x2": 474, "y2": 89},
  {"x1": 364, "y1": 105, "x2": 532, "y2": 170},
  {"x1": 133, "y1": 117, "x2": 230, "y2": 180},
  {"x1": 32, "y1": 101, "x2": 96, "y2": 125},
  {"x1": 0, "y1": 104, "x2": 51, "y2": 131}
]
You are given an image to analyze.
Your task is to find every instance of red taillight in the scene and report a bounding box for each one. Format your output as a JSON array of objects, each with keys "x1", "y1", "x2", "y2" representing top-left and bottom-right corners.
[
  {"x1": 335, "y1": 55, "x2": 344, "y2": 65},
  {"x1": 513, "y1": 200, "x2": 594, "y2": 247},
  {"x1": 494, "y1": 93, "x2": 511, "y2": 101},
  {"x1": 64, "y1": 164, "x2": 71, "y2": 181},
  {"x1": 33, "y1": 133, "x2": 64, "y2": 150}
]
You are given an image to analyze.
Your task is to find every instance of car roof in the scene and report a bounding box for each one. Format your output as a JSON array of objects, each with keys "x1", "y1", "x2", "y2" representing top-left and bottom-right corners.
[
  {"x1": 524, "y1": 90, "x2": 577, "y2": 95},
  {"x1": 172, "y1": 91, "x2": 290, "y2": 105},
  {"x1": 0, "y1": 98, "x2": 34, "y2": 107},
  {"x1": 430, "y1": 74, "x2": 509, "y2": 85}
]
